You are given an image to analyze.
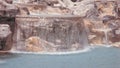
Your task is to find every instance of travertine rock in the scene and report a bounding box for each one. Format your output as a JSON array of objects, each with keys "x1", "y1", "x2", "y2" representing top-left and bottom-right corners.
[
  {"x1": 114, "y1": 0, "x2": 120, "y2": 18},
  {"x1": 84, "y1": 19, "x2": 107, "y2": 45},
  {"x1": 57, "y1": 0, "x2": 95, "y2": 17},
  {"x1": 15, "y1": 3, "x2": 71, "y2": 16},
  {"x1": 25, "y1": 36, "x2": 44, "y2": 52},
  {"x1": 83, "y1": 0, "x2": 120, "y2": 47},
  {"x1": 95, "y1": 0, "x2": 116, "y2": 18},
  {"x1": 0, "y1": 0, "x2": 18, "y2": 17},
  {"x1": 0, "y1": 17, "x2": 15, "y2": 51},
  {"x1": 0, "y1": 0, "x2": 120, "y2": 52},
  {"x1": 105, "y1": 19, "x2": 120, "y2": 46}
]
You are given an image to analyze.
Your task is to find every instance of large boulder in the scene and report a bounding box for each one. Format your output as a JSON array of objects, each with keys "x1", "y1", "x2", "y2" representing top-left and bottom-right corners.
[{"x1": 25, "y1": 36, "x2": 44, "y2": 52}]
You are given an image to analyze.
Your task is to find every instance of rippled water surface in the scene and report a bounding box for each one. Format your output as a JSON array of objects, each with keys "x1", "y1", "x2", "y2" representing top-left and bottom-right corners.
[{"x1": 0, "y1": 47, "x2": 120, "y2": 68}]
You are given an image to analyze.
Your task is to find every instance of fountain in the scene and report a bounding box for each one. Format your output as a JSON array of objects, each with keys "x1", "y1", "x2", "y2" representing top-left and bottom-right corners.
[
  {"x1": 12, "y1": 15, "x2": 89, "y2": 52},
  {"x1": 0, "y1": 0, "x2": 120, "y2": 53}
]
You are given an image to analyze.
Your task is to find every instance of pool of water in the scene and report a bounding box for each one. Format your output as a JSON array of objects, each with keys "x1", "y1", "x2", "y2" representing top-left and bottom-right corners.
[{"x1": 0, "y1": 46, "x2": 120, "y2": 68}]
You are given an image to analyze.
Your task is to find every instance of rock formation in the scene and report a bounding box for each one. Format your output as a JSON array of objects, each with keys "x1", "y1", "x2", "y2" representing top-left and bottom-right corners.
[
  {"x1": 25, "y1": 36, "x2": 44, "y2": 52},
  {"x1": 0, "y1": 0, "x2": 18, "y2": 16},
  {"x1": 84, "y1": 0, "x2": 120, "y2": 47},
  {"x1": 0, "y1": 0, "x2": 120, "y2": 52},
  {"x1": 0, "y1": 0, "x2": 17, "y2": 51},
  {"x1": 0, "y1": 17, "x2": 15, "y2": 51}
]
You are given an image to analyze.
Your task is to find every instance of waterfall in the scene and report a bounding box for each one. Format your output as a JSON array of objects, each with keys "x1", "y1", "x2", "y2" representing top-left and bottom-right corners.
[
  {"x1": 93, "y1": 28, "x2": 111, "y2": 45},
  {"x1": 12, "y1": 15, "x2": 89, "y2": 53}
]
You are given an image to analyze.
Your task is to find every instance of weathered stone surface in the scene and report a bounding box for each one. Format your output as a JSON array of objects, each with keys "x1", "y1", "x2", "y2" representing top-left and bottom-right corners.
[
  {"x1": 95, "y1": 0, "x2": 116, "y2": 19},
  {"x1": 84, "y1": 19, "x2": 107, "y2": 45},
  {"x1": 13, "y1": 0, "x2": 96, "y2": 17},
  {"x1": 0, "y1": 17, "x2": 15, "y2": 51},
  {"x1": 115, "y1": 0, "x2": 120, "y2": 18},
  {"x1": 83, "y1": 0, "x2": 120, "y2": 47},
  {"x1": 56, "y1": 0, "x2": 95, "y2": 17},
  {"x1": 25, "y1": 36, "x2": 44, "y2": 52},
  {"x1": 15, "y1": 3, "x2": 71, "y2": 16},
  {"x1": 105, "y1": 18, "x2": 120, "y2": 47},
  {"x1": 0, "y1": 0, "x2": 18, "y2": 17}
]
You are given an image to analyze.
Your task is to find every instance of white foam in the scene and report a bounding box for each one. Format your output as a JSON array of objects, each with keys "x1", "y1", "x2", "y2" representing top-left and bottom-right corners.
[
  {"x1": 101, "y1": 45, "x2": 113, "y2": 48},
  {"x1": 10, "y1": 46, "x2": 91, "y2": 55}
]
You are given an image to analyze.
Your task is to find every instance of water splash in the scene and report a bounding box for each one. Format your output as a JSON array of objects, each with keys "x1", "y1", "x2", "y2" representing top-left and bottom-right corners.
[{"x1": 10, "y1": 46, "x2": 91, "y2": 55}]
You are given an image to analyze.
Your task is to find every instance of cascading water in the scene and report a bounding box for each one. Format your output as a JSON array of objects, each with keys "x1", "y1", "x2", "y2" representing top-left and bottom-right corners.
[
  {"x1": 93, "y1": 28, "x2": 111, "y2": 45},
  {"x1": 103, "y1": 28, "x2": 111, "y2": 45},
  {"x1": 84, "y1": 19, "x2": 112, "y2": 46},
  {"x1": 11, "y1": 15, "x2": 89, "y2": 53}
]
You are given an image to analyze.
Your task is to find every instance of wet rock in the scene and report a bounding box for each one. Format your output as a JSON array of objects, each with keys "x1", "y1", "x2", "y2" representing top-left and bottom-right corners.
[
  {"x1": 25, "y1": 36, "x2": 44, "y2": 52},
  {"x1": 112, "y1": 42, "x2": 120, "y2": 48},
  {"x1": 84, "y1": 19, "x2": 108, "y2": 45},
  {"x1": 83, "y1": 0, "x2": 120, "y2": 47}
]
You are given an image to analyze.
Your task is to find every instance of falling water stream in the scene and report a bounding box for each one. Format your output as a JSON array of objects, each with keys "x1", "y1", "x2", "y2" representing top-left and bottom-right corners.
[
  {"x1": 11, "y1": 15, "x2": 89, "y2": 53},
  {"x1": 93, "y1": 28, "x2": 111, "y2": 45}
]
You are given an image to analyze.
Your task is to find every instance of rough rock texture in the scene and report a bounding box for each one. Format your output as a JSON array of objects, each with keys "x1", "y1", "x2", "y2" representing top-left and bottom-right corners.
[
  {"x1": 105, "y1": 18, "x2": 120, "y2": 47},
  {"x1": 0, "y1": 17, "x2": 15, "y2": 51},
  {"x1": 25, "y1": 36, "x2": 44, "y2": 52},
  {"x1": 14, "y1": 16, "x2": 88, "y2": 52},
  {"x1": 13, "y1": 0, "x2": 96, "y2": 17},
  {"x1": 84, "y1": 19, "x2": 106, "y2": 45},
  {"x1": 0, "y1": 0, "x2": 17, "y2": 51},
  {"x1": 15, "y1": 3, "x2": 71, "y2": 15},
  {"x1": 54, "y1": 0, "x2": 95, "y2": 17},
  {"x1": 83, "y1": 0, "x2": 120, "y2": 46},
  {"x1": 0, "y1": 0, "x2": 18, "y2": 17}
]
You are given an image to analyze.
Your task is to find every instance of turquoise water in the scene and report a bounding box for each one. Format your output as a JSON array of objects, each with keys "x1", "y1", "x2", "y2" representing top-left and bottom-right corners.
[{"x1": 0, "y1": 47, "x2": 120, "y2": 68}]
